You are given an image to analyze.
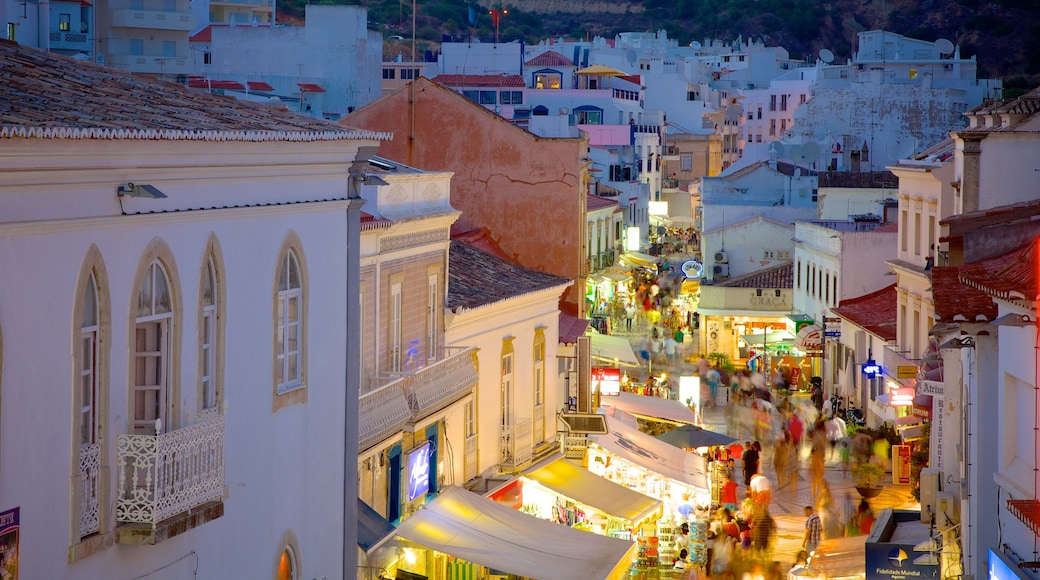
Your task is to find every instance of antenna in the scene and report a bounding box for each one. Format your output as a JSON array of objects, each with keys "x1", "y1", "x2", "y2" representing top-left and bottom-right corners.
[{"x1": 819, "y1": 49, "x2": 835, "y2": 64}]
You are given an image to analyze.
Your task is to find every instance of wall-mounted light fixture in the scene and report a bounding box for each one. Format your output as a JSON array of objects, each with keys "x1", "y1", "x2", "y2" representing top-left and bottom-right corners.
[
  {"x1": 117, "y1": 183, "x2": 167, "y2": 199},
  {"x1": 359, "y1": 174, "x2": 389, "y2": 186}
]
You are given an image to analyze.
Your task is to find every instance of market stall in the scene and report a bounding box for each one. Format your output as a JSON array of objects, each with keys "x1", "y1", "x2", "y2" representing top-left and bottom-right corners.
[
  {"x1": 393, "y1": 486, "x2": 637, "y2": 580},
  {"x1": 520, "y1": 455, "x2": 662, "y2": 539}
]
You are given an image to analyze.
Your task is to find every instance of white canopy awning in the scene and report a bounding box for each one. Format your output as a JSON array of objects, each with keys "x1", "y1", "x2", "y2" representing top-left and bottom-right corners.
[
  {"x1": 599, "y1": 391, "x2": 697, "y2": 425},
  {"x1": 394, "y1": 486, "x2": 637, "y2": 580},
  {"x1": 589, "y1": 333, "x2": 641, "y2": 367},
  {"x1": 524, "y1": 456, "x2": 662, "y2": 524},
  {"x1": 590, "y1": 414, "x2": 710, "y2": 490}
]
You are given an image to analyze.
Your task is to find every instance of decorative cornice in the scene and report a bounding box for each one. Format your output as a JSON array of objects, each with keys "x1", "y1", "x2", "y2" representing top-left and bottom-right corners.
[
  {"x1": 380, "y1": 229, "x2": 449, "y2": 252},
  {"x1": 0, "y1": 126, "x2": 392, "y2": 143}
]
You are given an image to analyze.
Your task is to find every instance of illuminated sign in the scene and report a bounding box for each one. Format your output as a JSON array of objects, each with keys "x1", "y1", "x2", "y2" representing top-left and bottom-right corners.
[
  {"x1": 406, "y1": 443, "x2": 431, "y2": 502},
  {"x1": 625, "y1": 226, "x2": 641, "y2": 252},
  {"x1": 593, "y1": 367, "x2": 621, "y2": 396},
  {"x1": 680, "y1": 260, "x2": 703, "y2": 279},
  {"x1": 862, "y1": 359, "x2": 882, "y2": 377},
  {"x1": 889, "y1": 387, "x2": 915, "y2": 406},
  {"x1": 648, "y1": 201, "x2": 669, "y2": 216}
]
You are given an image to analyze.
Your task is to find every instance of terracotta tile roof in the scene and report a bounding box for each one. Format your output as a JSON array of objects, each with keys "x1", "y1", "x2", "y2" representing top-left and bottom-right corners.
[
  {"x1": 297, "y1": 83, "x2": 325, "y2": 93},
  {"x1": 958, "y1": 240, "x2": 1038, "y2": 303},
  {"x1": 190, "y1": 23, "x2": 269, "y2": 43},
  {"x1": 559, "y1": 312, "x2": 591, "y2": 344},
  {"x1": 450, "y1": 222, "x2": 512, "y2": 260},
  {"x1": 587, "y1": 195, "x2": 619, "y2": 212},
  {"x1": 447, "y1": 240, "x2": 571, "y2": 310},
  {"x1": 188, "y1": 79, "x2": 245, "y2": 90},
  {"x1": 832, "y1": 284, "x2": 897, "y2": 341},
  {"x1": 930, "y1": 266, "x2": 997, "y2": 323},
  {"x1": 247, "y1": 81, "x2": 275, "y2": 91},
  {"x1": 0, "y1": 40, "x2": 387, "y2": 142},
  {"x1": 717, "y1": 262, "x2": 792, "y2": 288},
  {"x1": 431, "y1": 74, "x2": 526, "y2": 88},
  {"x1": 525, "y1": 50, "x2": 573, "y2": 67}
]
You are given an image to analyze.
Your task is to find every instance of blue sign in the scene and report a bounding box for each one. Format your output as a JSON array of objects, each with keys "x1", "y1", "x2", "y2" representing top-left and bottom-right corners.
[
  {"x1": 990, "y1": 548, "x2": 1031, "y2": 580},
  {"x1": 865, "y1": 542, "x2": 939, "y2": 579},
  {"x1": 406, "y1": 442, "x2": 431, "y2": 502},
  {"x1": 863, "y1": 359, "x2": 882, "y2": 377},
  {"x1": 824, "y1": 330, "x2": 841, "y2": 337}
]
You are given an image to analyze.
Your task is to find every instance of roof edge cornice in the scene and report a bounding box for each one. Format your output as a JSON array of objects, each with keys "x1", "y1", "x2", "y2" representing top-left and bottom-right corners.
[{"x1": 0, "y1": 125, "x2": 393, "y2": 142}]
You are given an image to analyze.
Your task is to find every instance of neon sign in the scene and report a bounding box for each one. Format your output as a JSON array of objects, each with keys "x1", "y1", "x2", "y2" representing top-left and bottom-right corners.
[
  {"x1": 406, "y1": 442, "x2": 431, "y2": 502},
  {"x1": 862, "y1": 359, "x2": 882, "y2": 377}
]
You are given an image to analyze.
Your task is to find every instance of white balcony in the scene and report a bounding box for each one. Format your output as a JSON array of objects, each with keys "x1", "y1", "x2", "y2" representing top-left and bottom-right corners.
[
  {"x1": 359, "y1": 346, "x2": 478, "y2": 452},
  {"x1": 105, "y1": 54, "x2": 194, "y2": 76},
  {"x1": 115, "y1": 413, "x2": 224, "y2": 544},
  {"x1": 499, "y1": 418, "x2": 532, "y2": 470},
  {"x1": 110, "y1": 9, "x2": 195, "y2": 31}
]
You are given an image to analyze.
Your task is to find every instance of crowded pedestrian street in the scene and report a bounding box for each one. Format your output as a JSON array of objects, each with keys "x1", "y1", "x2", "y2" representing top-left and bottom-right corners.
[{"x1": 592, "y1": 248, "x2": 922, "y2": 579}]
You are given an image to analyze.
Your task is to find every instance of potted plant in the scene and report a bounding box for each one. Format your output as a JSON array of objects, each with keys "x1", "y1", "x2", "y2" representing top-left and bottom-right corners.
[{"x1": 852, "y1": 462, "x2": 886, "y2": 498}]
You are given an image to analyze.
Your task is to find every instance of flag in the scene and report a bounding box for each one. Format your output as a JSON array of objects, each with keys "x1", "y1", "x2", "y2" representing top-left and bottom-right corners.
[
  {"x1": 490, "y1": 8, "x2": 499, "y2": 28},
  {"x1": 468, "y1": 4, "x2": 476, "y2": 26}
]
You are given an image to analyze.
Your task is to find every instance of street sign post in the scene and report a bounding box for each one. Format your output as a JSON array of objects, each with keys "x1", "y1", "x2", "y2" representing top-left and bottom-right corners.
[{"x1": 824, "y1": 331, "x2": 841, "y2": 337}]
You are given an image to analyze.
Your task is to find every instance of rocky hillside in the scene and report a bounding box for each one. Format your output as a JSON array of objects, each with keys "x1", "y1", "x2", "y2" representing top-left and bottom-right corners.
[{"x1": 281, "y1": 0, "x2": 1040, "y2": 90}]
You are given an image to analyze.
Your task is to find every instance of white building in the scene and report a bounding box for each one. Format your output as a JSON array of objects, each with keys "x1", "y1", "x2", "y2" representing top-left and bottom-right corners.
[
  {"x1": 695, "y1": 159, "x2": 818, "y2": 280},
  {"x1": 189, "y1": 5, "x2": 384, "y2": 118},
  {"x1": 0, "y1": 42, "x2": 387, "y2": 578}
]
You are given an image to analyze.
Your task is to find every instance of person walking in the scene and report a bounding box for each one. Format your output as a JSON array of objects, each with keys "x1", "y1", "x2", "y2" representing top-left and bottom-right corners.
[
  {"x1": 742, "y1": 441, "x2": 760, "y2": 487},
  {"x1": 802, "y1": 506, "x2": 822, "y2": 554},
  {"x1": 624, "y1": 301, "x2": 636, "y2": 332}
]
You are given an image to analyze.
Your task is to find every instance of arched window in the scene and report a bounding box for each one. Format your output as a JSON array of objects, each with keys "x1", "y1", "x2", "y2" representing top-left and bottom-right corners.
[
  {"x1": 573, "y1": 105, "x2": 603, "y2": 125},
  {"x1": 198, "y1": 246, "x2": 224, "y2": 414},
  {"x1": 533, "y1": 105, "x2": 549, "y2": 116},
  {"x1": 276, "y1": 249, "x2": 303, "y2": 393},
  {"x1": 134, "y1": 260, "x2": 173, "y2": 434},
  {"x1": 276, "y1": 546, "x2": 297, "y2": 580},
  {"x1": 76, "y1": 271, "x2": 102, "y2": 538}
]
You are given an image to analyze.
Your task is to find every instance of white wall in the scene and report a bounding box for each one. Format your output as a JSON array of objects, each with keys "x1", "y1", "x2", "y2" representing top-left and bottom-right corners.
[{"x1": 0, "y1": 137, "x2": 367, "y2": 579}]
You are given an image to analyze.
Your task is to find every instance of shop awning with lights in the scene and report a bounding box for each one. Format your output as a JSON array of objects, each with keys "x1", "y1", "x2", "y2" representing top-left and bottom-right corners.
[
  {"x1": 590, "y1": 414, "x2": 709, "y2": 490},
  {"x1": 524, "y1": 456, "x2": 662, "y2": 524},
  {"x1": 599, "y1": 391, "x2": 697, "y2": 425},
  {"x1": 394, "y1": 486, "x2": 637, "y2": 580},
  {"x1": 589, "y1": 333, "x2": 641, "y2": 367},
  {"x1": 619, "y1": 251, "x2": 660, "y2": 269}
]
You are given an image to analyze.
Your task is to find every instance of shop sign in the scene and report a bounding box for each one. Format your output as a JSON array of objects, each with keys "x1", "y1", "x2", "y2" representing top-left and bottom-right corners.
[
  {"x1": 889, "y1": 386, "x2": 915, "y2": 406},
  {"x1": 892, "y1": 445, "x2": 912, "y2": 484},
  {"x1": 865, "y1": 543, "x2": 939, "y2": 579},
  {"x1": 593, "y1": 367, "x2": 622, "y2": 396},
  {"x1": 897, "y1": 365, "x2": 918, "y2": 379},
  {"x1": 0, "y1": 507, "x2": 18, "y2": 580},
  {"x1": 680, "y1": 260, "x2": 703, "y2": 279},
  {"x1": 990, "y1": 548, "x2": 1029, "y2": 580},
  {"x1": 862, "y1": 359, "x2": 882, "y2": 377},
  {"x1": 406, "y1": 442, "x2": 431, "y2": 503},
  {"x1": 917, "y1": 380, "x2": 944, "y2": 398}
]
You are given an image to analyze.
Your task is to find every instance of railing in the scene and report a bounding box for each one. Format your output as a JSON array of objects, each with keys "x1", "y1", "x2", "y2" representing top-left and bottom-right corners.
[
  {"x1": 401, "y1": 346, "x2": 478, "y2": 416},
  {"x1": 612, "y1": 88, "x2": 640, "y2": 101},
  {"x1": 662, "y1": 178, "x2": 680, "y2": 188},
  {"x1": 50, "y1": 31, "x2": 91, "y2": 50},
  {"x1": 359, "y1": 379, "x2": 412, "y2": 452},
  {"x1": 464, "y1": 436, "x2": 478, "y2": 482},
  {"x1": 533, "y1": 406, "x2": 545, "y2": 445},
  {"x1": 360, "y1": 346, "x2": 478, "y2": 451},
  {"x1": 116, "y1": 414, "x2": 224, "y2": 527},
  {"x1": 79, "y1": 442, "x2": 102, "y2": 536},
  {"x1": 500, "y1": 418, "x2": 532, "y2": 469},
  {"x1": 562, "y1": 433, "x2": 589, "y2": 460},
  {"x1": 110, "y1": 9, "x2": 195, "y2": 31}
]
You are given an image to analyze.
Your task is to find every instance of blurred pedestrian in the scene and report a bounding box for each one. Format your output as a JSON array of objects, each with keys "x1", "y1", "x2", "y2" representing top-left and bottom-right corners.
[
  {"x1": 802, "y1": 506, "x2": 822, "y2": 554},
  {"x1": 742, "y1": 441, "x2": 760, "y2": 487}
]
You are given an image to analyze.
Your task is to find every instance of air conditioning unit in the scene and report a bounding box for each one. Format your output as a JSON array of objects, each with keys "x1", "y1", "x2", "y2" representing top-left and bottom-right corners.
[
  {"x1": 920, "y1": 468, "x2": 940, "y2": 523},
  {"x1": 714, "y1": 251, "x2": 728, "y2": 263},
  {"x1": 713, "y1": 264, "x2": 729, "y2": 277}
]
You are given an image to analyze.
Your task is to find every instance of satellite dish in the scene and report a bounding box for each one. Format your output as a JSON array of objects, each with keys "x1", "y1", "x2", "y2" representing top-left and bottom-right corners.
[
  {"x1": 935, "y1": 39, "x2": 955, "y2": 56},
  {"x1": 690, "y1": 41, "x2": 702, "y2": 48},
  {"x1": 802, "y1": 142, "x2": 820, "y2": 163},
  {"x1": 626, "y1": 50, "x2": 637, "y2": 65},
  {"x1": 819, "y1": 49, "x2": 835, "y2": 64},
  {"x1": 788, "y1": 144, "x2": 804, "y2": 162}
]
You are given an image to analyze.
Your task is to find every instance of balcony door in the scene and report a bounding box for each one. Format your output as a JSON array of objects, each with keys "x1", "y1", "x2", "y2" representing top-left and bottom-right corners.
[{"x1": 133, "y1": 261, "x2": 172, "y2": 435}]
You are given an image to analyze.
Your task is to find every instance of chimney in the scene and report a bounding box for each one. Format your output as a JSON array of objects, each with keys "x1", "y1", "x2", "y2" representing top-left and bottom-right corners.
[{"x1": 952, "y1": 131, "x2": 985, "y2": 214}]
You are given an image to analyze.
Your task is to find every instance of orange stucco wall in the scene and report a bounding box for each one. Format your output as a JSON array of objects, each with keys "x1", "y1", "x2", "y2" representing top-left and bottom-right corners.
[{"x1": 343, "y1": 78, "x2": 586, "y2": 307}]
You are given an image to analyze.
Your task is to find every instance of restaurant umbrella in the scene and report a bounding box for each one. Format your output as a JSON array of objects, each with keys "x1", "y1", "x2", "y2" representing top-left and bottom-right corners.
[{"x1": 656, "y1": 424, "x2": 737, "y2": 449}]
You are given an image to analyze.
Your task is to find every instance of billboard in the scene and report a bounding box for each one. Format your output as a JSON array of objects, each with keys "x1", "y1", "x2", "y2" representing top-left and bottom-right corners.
[
  {"x1": 0, "y1": 507, "x2": 18, "y2": 580},
  {"x1": 865, "y1": 543, "x2": 938, "y2": 580},
  {"x1": 406, "y1": 442, "x2": 432, "y2": 503}
]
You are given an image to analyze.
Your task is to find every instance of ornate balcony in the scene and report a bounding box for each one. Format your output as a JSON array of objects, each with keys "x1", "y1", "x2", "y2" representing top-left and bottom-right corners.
[
  {"x1": 359, "y1": 346, "x2": 478, "y2": 452},
  {"x1": 115, "y1": 412, "x2": 224, "y2": 544}
]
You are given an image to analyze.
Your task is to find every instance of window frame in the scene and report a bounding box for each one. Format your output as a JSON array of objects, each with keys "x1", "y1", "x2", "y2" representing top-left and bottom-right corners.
[
  {"x1": 532, "y1": 69, "x2": 562, "y2": 90},
  {"x1": 426, "y1": 275, "x2": 438, "y2": 361},
  {"x1": 276, "y1": 250, "x2": 303, "y2": 393},
  {"x1": 389, "y1": 283, "x2": 402, "y2": 372},
  {"x1": 198, "y1": 241, "x2": 225, "y2": 414},
  {"x1": 133, "y1": 259, "x2": 174, "y2": 435}
]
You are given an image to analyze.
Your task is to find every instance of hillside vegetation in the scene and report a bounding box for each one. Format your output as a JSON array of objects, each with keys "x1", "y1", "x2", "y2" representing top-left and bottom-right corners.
[{"x1": 281, "y1": 0, "x2": 1040, "y2": 90}]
